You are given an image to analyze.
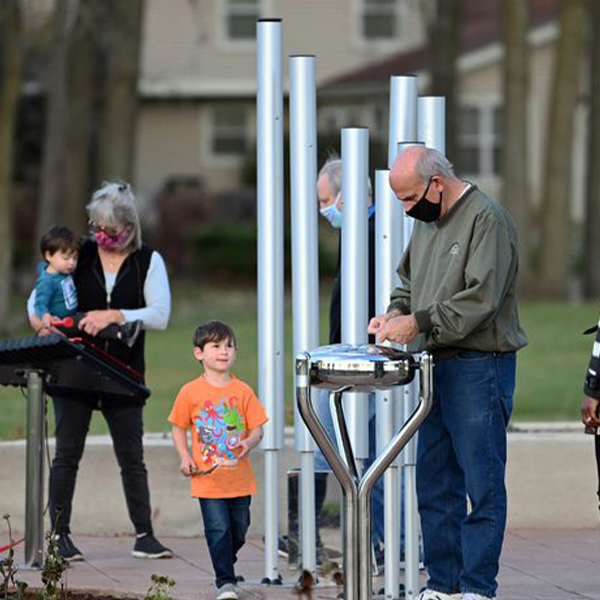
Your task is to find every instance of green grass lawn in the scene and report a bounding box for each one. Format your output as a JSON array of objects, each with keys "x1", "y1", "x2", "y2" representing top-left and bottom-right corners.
[{"x1": 0, "y1": 283, "x2": 597, "y2": 439}]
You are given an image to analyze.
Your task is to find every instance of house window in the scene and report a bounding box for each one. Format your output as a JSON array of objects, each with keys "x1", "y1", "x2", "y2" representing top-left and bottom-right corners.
[
  {"x1": 225, "y1": 0, "x2": 260, "y2": 41},
  {"x1": 212, "y1": 105, "x2": 247, "y2": 156},
  {"x1": 456, "y1": 104, "x2": 503, "y2": 177},
  {"x1": 361, "y1": 0, "x2": 398, "y2": 40}
]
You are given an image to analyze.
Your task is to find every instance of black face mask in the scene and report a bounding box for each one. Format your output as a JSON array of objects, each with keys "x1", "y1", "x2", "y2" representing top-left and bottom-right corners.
[{"x1": 406, "y1": 177, "x2": 442, "y2": 223}]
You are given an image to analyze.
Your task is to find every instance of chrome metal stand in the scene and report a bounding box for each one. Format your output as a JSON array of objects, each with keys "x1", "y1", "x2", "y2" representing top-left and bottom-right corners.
[
  {"x1": 296, "y1": 351, "x2": 433, "y2": 600},
  {"x1": 24, "y1": 369, "x2": 45, "y2": 568}
]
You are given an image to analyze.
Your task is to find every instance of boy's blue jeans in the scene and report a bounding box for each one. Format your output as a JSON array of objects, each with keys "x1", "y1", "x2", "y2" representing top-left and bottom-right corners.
[
  {"x1": 199, "y1": 496, "x2": 251, "y2": 588},
  {"x1": 417, "y1": 350, "x2": 515, "y2": 598}
]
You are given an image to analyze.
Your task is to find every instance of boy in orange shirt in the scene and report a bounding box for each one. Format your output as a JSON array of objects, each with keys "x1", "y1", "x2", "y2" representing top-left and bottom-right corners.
[{"x1": 169, "y1": 320, "x2": 268, "y2": 600}]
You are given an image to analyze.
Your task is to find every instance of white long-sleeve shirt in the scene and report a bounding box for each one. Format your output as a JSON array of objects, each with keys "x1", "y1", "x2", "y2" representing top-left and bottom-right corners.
[{"x1": 27, "y1": 250, "x2": 171, "y2": 330}]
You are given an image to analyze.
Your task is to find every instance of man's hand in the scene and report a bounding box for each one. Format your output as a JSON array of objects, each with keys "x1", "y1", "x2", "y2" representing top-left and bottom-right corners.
[
  {"x1": 367, "y1": 310, "x2": 402, "y2": 336},
  {"x1": 376, "y1": 314, "x2": 419, "y2": 345},
  {"x1": 581, "y1": 395, "x2": 600, "y2": 427},
  {"x1": 78, "y1": 310, "x2": 123, "y2": 336},
  {"x1": 179, "y1": 455, "x2": 198, "y2": 477}
]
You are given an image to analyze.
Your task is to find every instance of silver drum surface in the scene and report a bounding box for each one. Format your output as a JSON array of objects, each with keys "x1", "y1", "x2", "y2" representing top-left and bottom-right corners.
[{"x1": 302, "y1": 343, "x2": 417, "y2": 392}]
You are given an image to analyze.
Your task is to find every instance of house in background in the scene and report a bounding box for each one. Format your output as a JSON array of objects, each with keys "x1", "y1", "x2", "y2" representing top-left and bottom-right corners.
[
  {"x1": 135, "y1": 0, "x2": 425, "y2": 198},
  {"x1": 134, "y1": 0, "x2": 585, "y2": 219}
]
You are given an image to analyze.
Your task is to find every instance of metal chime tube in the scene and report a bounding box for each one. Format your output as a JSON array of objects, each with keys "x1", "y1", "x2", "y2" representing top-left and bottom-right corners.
[
  {"x1": 290, "y1": 54, "x2": 320, "y2": 574},
  {"x1": 375, "y1": 170, "x2": 402, "y2": 598},
  {"x1": 402, "y1": 94, "x2": 447, "y2": 597},
  {"x1": 341, "y1": 127, "x2": 371, "y2": 600},
  {"x1": 341, "y1": 128, "x2": 369, "y2": 465},
  {"x1": 257, "y1": 18, "x2": 285, "y2": 583},
  {"x1": 418, "y1": 96, "x2": 446, "y2": 154},
  {"x1": 389, "y1": 75, "x2": 420, "y2": 600}
]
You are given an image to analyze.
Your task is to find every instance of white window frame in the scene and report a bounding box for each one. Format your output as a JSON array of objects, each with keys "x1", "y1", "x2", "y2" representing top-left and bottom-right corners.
[
  {"x1": 215, "y1": 0, "x2": 272, "y2": 51},
  {"x1": 351, "y1": 0, "x2": 407, "y2": 49},
  {"x1": 457, "y1": 99, "x2": 502, "y2": 181},
  {"x1": 205, "y1": 103, "x2": 251, "y2": 167}
]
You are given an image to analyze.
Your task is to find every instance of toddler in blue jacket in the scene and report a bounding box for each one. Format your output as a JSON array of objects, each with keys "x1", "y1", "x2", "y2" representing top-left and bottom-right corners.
[{"x1": 34, "y1": 226, "x2": 141, "y2": 347}]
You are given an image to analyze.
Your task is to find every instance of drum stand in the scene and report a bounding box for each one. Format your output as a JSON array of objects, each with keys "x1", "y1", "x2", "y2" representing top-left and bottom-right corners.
[{"x1": 296, "y1": 352, "x2": 433, "y2": 600}]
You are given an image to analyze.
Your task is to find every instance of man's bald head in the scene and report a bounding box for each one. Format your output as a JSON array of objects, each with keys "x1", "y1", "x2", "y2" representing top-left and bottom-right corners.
[
  {"x1": 390, "y1": 146, "x2": 455, "y2": 190},
  {"x1": 389, "y1": 146, "x2": 459, "y2": 216}
]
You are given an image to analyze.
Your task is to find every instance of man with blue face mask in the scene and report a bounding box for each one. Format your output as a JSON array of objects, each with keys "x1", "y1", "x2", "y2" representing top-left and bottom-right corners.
[{"x1": 312, "y1": 157, "x2": 387, "y2": 571}]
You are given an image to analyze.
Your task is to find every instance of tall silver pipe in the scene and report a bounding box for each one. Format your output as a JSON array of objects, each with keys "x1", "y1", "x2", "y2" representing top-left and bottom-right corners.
[
  {"x1": 296, "y1": 355, "x2": 359, "y2": 600},
  {"x1": 257, "y1": 18, "x2": 284, "y2": 583},
  {"x1": 290, "y1": 54, "x2": 320, "y2": 573},
  {"x1": 418, "y1": 96, "x2": 446, "y2": 153},
  {"x1": 341, "y1": 128, "x2": 369, "y2": 462},
  {"x1": 388, "y1": 75, "x2": 418, "y2": 168},
  {"x1": 24, "y1": 370, "x2": 44, "y2": 568},
  {"x1": 388, "y1": 73, "x2": 419, "y2": 599},
  {"x1": 406, "y1": 97, "x2": 446, "y2": 596},
  {"x1": 375, "y1": 170, "x2": 402, "y2": 597},
  {"x1": 396, "y1": 140, "x2": 424, "y2": 600}
]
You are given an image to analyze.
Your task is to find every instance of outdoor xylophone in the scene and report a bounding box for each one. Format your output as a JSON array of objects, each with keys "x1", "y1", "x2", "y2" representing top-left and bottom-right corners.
[{"x1": 0, "y1": 333, "x2": 150, "y2": 568}]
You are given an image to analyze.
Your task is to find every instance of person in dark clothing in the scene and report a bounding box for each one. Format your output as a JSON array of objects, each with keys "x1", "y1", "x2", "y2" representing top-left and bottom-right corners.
[
  {"x1": 29, "y1": 182, "x2": 172, "y2": 561},
  {"x1": 581, "y1": 313, "x2": 600, "y2": 517},
  {"x1": 315, "y1": 157, "x2": 384, "y2": 560}
]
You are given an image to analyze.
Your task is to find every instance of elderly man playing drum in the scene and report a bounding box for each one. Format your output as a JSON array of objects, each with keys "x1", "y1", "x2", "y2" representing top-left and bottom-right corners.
[{"x1": 368, "y1": 146, "x2": 527, "y2": 600}]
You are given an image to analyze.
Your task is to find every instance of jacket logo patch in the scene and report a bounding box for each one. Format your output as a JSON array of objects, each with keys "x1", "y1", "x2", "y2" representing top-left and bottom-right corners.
[{"x1": 449, "y1": 242, "x2": 460, "y2": 256}]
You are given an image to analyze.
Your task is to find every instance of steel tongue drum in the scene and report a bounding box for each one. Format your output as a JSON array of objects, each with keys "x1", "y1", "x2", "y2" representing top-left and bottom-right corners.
[{"x1": 302, "y1": 343, "x2": 417, "y2": 392}]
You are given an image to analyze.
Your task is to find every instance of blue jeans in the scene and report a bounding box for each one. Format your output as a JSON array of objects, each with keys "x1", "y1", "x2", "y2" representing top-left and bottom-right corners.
[
  {"x1": 314, "y1": 389, "x2": 385, "y2": 547},
  {"x1": 417, "y1": 350, "x2": 515, "y2": 598},
  {"x1": 199, "y1": 496, "x2": 251, "y2": 588}
]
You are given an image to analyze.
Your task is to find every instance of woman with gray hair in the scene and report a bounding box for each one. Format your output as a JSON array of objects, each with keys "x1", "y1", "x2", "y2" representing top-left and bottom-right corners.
[{"x1": 30, "y1": 181, "x2": 172, "y2": 561}]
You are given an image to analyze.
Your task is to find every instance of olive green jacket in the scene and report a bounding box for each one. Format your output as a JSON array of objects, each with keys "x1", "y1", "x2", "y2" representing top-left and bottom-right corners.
[{"x1": 389, "y1": 185, "x2": 528, "y2": 353}]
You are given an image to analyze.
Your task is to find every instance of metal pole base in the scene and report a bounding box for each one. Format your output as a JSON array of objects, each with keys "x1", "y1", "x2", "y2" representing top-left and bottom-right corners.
[{"x1": 296, "y1": 352, "x2": 433, "y2": 600}]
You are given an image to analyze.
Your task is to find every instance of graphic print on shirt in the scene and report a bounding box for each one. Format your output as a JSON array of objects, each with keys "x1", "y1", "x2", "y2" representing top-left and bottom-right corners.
[
  {"x1": 61, "y1": 276, "x2": 78, "y2": 310},
  {"x1": 193, "y1": 397, "x2": 244, "y2": 468}
]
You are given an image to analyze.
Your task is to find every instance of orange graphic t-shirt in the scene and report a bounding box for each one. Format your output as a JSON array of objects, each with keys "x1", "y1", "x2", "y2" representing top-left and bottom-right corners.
[{"x1": 168, "y1": 375, "x2": 268, "y2": 499}]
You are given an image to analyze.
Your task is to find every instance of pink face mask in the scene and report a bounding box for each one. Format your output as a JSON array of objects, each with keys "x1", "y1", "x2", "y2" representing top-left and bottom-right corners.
[{"x1": 95, "y1": 228, "x2": 132, "y2": 251}]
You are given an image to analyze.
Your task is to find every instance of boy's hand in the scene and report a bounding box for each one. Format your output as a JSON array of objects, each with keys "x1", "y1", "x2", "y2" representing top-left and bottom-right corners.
[
  {"x1": 236, "y1": 438, "x2": 251, "y2": 459},
  {"x1": 42, "y1": 313, "x2": 53, "y2": 328},
  {"x1": 179, "y1": 455, "x2": 198, "y2": 477}
]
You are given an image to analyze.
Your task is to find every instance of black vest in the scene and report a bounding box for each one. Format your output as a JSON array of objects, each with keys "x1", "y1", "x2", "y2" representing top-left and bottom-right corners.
[{"x1": 75, "y1": 240, "x2": 152, "y2": 378}]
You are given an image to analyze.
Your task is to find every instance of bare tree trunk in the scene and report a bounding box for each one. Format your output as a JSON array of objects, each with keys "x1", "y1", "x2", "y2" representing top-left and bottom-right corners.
[
  {"x1": 583, "y1": 0, "x2": 600, "y2": 298},
  {"x1": 422, "y1": 0, "x2": 462, "y2": 163},
  {"x1": 0, "y1": 0, "x2": 23, "y2": 334},
  {"x1": 36, "y1": 0, "x2": 72, "y2": 245},
  {"x1": 96, "y1": 0, "x2": 144, "y2": 183},
  {"x1": 63, "y1": 0, "x2": 98, "y2": 232},
  {"x1": 502, "y1": 0, "x2": 531, "y2": 289},
  {"x1": 538, "y1": 0, "x2": 587, "y2": 299}
]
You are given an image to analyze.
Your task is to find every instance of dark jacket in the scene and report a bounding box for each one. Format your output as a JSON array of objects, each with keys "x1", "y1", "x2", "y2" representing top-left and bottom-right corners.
[
  {"x1": 75, "y1": 240, "x2": 152, "y2": 378},
  {"x1": 584, "y1": 318, "x2": 600, "y2": 400},
  {"x1": 329, "y1": 210, "x2": 376, "y2": 344}
]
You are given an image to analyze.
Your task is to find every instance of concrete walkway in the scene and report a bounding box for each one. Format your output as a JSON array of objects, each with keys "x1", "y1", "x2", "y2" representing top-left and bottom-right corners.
[
  {"x1": 2, "y1": 423, "x2": 600, "y2": 599},
  {"x1": 8, "y1": 529, "x2": 600, "y2": 600}
]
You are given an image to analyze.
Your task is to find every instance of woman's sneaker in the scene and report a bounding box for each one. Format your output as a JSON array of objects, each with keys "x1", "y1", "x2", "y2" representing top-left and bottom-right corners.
[
  {"x1": 54, "y1": 533, "x2": 84, "y2": 561},
  {"x1": 132, "y1": 533, "x2": 172, "y2": 559}
]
